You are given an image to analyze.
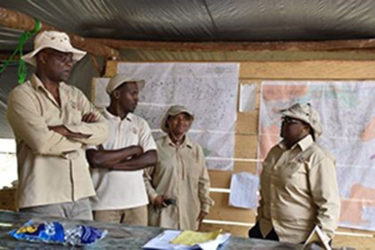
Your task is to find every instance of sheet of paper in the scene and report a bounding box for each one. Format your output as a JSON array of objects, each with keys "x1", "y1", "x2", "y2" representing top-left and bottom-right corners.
[
  {"x1": 197, "y1": 234, "x2": 231, "y2": 250},
  {"x1": 142, "y1": 230, "x2": 230, "y2": 250},
  {"x1": 170, "y1": 230, "x2": 221, "y2": 246},
  {"x1": 229, "y1": 172, "x2": 259, "y2": 209},
  {"x1": 239, "y1": 84, "x2": 257, "y2": 112},
  {"x1": 143, "y1": 230, "x2": 184, "y2": 250},
  {"x1": 303, "y1": 225, "x2": 331, "y2": 250}
]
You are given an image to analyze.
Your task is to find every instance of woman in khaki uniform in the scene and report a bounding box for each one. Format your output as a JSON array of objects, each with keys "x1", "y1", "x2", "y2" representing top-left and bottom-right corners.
[
  {"x1": 249, "y1": 103, "x2": 340, "y2": 245},
  {"x1": 144, "y1": 105, "x2": 214, "y2": 230}
]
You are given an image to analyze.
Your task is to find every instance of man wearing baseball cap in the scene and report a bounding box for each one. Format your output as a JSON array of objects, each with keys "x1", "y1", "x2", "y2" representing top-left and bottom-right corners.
[
  {"x1": 86, "y1": 73, "x2": 157, "y2": 225},
  {"x1": 7, "y1": 31, "x2": 108, "y2": 219},
  {"x1": 249, "y1": 103, "x2": 340, "y2": 245}
]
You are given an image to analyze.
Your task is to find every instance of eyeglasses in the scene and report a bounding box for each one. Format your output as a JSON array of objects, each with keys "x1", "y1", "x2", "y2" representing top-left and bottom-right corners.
[
  {"x1": 44, "y1": 50, "x2": 74, "y2": 64},
  {"x1": 281, "y1": 116, "x2": 302, "y2": 125}
]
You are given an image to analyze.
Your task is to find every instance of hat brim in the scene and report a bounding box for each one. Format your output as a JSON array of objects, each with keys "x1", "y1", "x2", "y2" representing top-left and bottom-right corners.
[
  {"x1": 161, "y1": 110, "x2": 194, "y2": 133},
  {"x1": 106, "y1": 79, "x2": 145, "y2": 95},
  {"x1": 280, "y1": 110, "x2": 308, "y2": 123},
  {"x1": 22, "y1": 45, "x2": 87, "y2": 66}
]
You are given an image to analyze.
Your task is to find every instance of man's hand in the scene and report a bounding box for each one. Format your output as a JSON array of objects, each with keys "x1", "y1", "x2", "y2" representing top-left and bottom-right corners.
[
  {"x1": 196, "y1": 211, "x2": 208, "y2": 230},
  {"x1": 82, "y1": 112, "x2": 97, "y2": 123},
  {"x1": 153, "y1": 195, "x2": 168, "y2": 209},
  {"x1": 49, "y1": 125, "x2": 90, "y2": 139},
  {"x1": 48, "y1": 125, "x2": 71, "y2": 137},
  {"x1": 131, "y1": 145, "x2": 144, "y2": 157},
  {"x1": 196, "y1": 211, "x2": 208, "y2": 223}
]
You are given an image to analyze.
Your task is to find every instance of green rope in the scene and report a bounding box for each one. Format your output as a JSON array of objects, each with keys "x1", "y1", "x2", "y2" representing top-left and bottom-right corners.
[{"x1": 0, "y1": 18, "x2": 41, "y2": 84}]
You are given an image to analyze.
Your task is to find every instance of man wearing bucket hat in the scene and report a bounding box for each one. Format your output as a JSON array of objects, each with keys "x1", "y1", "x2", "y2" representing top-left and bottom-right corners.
[
  {"x1": 7, "y1": 31, "x2": 109, "y2": 219},
  {"x1": 249, "y1": 103, "x2": 340, "y2": 245},
  {"x1": 86, "y1": 73, "x2": 157, "y2": 226},
  {"x1": 144, "y1": 105, "x2": 214, "y2": 230}
]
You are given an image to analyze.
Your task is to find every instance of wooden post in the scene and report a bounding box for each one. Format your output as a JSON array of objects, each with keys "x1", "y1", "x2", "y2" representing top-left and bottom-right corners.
[{"x1": 0, "y1": 6, "x2": 119, "y2": 58}]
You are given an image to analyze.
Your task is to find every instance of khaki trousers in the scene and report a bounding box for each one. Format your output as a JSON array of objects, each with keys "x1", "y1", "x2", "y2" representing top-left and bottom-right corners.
[
  {"x1": 20, "y1": 198, "x2": 92, "y2": 220},
  {"x1": 93, "y1": 205, "x2": 147, "y2": 226}
]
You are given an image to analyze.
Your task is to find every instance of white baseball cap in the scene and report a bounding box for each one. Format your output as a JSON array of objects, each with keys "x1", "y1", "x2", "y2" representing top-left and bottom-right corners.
[
  {"x1": 106, "y1": 73, "x2": 145, "y2": 95},
  {"x1": 22, "y1": 31, "x2": 86, "y2": 66}
]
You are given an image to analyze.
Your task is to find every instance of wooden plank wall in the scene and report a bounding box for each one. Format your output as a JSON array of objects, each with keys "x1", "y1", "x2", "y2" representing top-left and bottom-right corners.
[
  {"x1": 0, "y1": 188, "x2": 16, "y2": 211},
  {"x1": 105, "y1": 60, "x2": 375, "y2": 249}
]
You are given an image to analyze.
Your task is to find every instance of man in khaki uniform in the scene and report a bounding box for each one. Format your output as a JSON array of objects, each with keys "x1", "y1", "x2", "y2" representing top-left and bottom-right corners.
[
  {"x1": 144, "y1": 105, "x2": 214, "y2": 230},
  {"x1": 86, "y1": 74, "x2": 157, "y2": 226},
  {"x1": 7, "y1": 31, "x2": 108, "y2": 219},
  {"x1": 249, "y1": 103, "x2": 340, "y2": 244}
]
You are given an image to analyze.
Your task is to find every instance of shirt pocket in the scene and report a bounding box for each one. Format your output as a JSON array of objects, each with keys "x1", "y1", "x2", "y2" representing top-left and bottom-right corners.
[
  {"x1": 183, "y1": 153, "x2": 200, "y2": 195},
  {"x1": 281, "y1": 161, "x2": 303, "y2": 178},
  {"x1": 280, "y1": 160, "x2": 308, "y2": 189},
  {"x1": 156, "y1": 150, "x2": 178, "y2": 177},
  {"x1": 156, "y1": 158, "x2": 175, "y2": 177},
  {"x1": 63, "y1": 102, "x2": 82, "y2": 125},
  {"x1": 42, "y1": 108, "x2": 61, "y2": 125},
  {"x1": 184, "y1": 153, "x2": 200, "y2": 180}
]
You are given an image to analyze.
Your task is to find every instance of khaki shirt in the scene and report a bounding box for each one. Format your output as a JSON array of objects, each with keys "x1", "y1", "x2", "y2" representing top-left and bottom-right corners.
[
  {"x1": 7, "y1": 74, "x2": 108, "y2": 209},
  {"x1": 144, "y1": 135, "x2": 214, "y2": 230},
  {"x1": 258, "y1": 135, "x2": 340, "y2": 243}
]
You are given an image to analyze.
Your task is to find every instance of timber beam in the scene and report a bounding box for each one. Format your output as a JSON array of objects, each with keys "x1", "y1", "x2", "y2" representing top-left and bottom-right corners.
[
  {"x1": 0, "y1": 6, "x2": 119, "y2": 59},
  {"x1": 89, "y1": 38, "x2": 375, "y2": 52}
]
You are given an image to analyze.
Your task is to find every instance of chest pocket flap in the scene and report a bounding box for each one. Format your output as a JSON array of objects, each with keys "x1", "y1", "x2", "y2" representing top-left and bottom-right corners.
[{"x1": 280, "y1": 159, "x2": 307, "y2": 178}]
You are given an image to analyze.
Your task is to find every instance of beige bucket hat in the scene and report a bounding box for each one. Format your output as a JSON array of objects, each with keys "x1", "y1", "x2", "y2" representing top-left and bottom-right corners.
[
  {"x1": 22, "y1": 31, "x2": 86, "y2": 66},
  {"x1": 280, "y1": 102, "x2": 323, "y2": 138},
  {"x1": 106, "y1": 73, "x2": 145, "y2": 95},
  {"x1": 161, "y1": 105, "x2": 194, "y2": 133}
]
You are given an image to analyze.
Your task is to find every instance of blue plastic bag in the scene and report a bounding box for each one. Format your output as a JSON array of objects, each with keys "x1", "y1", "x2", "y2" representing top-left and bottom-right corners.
[{"x1": 9, "y1": 220, "x2": 107, "y2": 246}]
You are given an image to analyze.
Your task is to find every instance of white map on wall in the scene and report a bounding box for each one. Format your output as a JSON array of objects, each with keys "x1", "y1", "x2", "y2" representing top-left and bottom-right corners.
[{"x1": 93, "y1": 63, "x2": 239, "y2": 170}]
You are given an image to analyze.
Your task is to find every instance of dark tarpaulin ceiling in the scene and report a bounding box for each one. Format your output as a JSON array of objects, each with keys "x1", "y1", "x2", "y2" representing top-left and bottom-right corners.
[{"x1": 1, "y1": 0, "x2": 375, "y2": 44}]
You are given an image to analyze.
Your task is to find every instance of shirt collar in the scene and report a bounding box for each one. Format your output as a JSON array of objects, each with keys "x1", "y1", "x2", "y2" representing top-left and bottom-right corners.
[
  {"x1": 103, "y1": 108, "x2": 133, "y2": 122},
  {"x1": 279, "y1": 134, "x2": 314, "y2": 152},
  {"x1": 126, "y1": 113, "x2": 134, "y2": 121},
  {"x1": 297, "y1": 134, "x2": 314, "y2": 151},
  {"x1": 163, "y1": 134, "x2": 193, "y2": 149},
  {"x1": 30, "y1": 74, "x2": 64, "y2": 90}
]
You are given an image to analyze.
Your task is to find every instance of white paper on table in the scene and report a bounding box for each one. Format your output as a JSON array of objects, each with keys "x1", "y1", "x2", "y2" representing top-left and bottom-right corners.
[
  {"x1": 142, "y1": 230, "x2": 231, "y2": 250},
  {"x1": 229, "y1": 172, "x2": 259, "y2": 209},
  {"x1": 197, "y1": 233, "x2": 231, "y2": 250},
  {"x1": 239, "y1": 84, "x2": 257, "y2": 112},
  {"x1": 303, "y1": 225, "x2": 331, "y2": 250}
]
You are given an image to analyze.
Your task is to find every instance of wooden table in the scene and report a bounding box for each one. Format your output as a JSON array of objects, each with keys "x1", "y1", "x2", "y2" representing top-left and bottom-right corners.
[{"x1": 0, "y1": 210, "x2": 301, "y2": 249}]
